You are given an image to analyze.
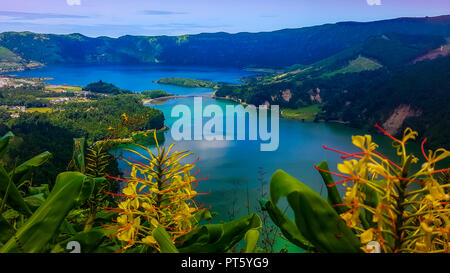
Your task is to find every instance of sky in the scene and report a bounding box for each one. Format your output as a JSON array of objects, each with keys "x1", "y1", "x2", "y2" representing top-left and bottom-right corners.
[{"x1": 0, "y1": 0, "x2": 449, "y2": 37}]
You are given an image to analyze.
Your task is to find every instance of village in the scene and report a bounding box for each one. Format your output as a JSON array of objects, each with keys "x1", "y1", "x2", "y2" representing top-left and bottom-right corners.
[{"x1": 0, "y1": 75, "x2": 102, "y2": 118}]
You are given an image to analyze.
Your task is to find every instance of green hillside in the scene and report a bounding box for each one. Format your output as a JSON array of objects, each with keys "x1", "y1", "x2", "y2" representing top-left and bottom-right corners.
[
  {"x1": 0, "y1": 46, "x2": 22, "y2": 62},
  {"x1": 0, "y1": 15, "x2": 449, "y2": 68},
  {"x1": 324, "y1": 55, "x2": 383, "y2": 77}
]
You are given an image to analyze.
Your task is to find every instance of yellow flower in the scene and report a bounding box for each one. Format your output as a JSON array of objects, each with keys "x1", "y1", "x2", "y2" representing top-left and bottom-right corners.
[
  {"x1": 337, "y1": 160, "x2": 358, "y2": 175},
  {"x1": 123, "y1": 182, "x2": 137, "y2": 196},
  {"x1": 105, "y1": 132, "x2": 208, "y2": 252},
  {"x1": 116, "y1": 215, "x2": 141, "y2": 244},
  {"x1": 142, "y1": 235, "x2": 157, "y2": 246},
  {"x1": 351, "y1": 135, "x2": 378, "y2": 153},
  {"x1": 360, "y1": 229, "x2": 374, "y2": 244}
]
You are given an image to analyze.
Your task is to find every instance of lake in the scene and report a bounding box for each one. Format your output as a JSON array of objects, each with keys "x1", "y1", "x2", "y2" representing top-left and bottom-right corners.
[
  {"x1": 12, "y1": 64, "x2": 257, "y2": 95},
  {"x1": 15, "y1": 64, "x2": 400, "y2": 252}
]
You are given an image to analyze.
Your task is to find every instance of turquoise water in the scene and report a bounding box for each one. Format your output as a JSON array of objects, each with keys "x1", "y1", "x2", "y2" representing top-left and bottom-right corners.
[{"x1": 17, "y1": 65, "x2": 402, "y2": 252}]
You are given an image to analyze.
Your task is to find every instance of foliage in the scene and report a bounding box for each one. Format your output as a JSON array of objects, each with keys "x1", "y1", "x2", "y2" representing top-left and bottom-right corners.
[
  {"x1": 254, "y1": 167, "x2": 281, "y2": 253},
  {"x1": 0, "y1": 132, "x2": 100, "y2": 253},
  {"x1": 155, "y1": 78, "x2": 217, "y2": 89},
  {"x1": 263, "y1": 170, "x2": 362, "y2": 253},
  {"x1": 71, "y1": 139, "x2": 117, "y2": 232},
  {"x1": 1, "y1": 172, "x2": 96, "y2": 253},
  {"x1": 83, "y1": 80, "x2": 131, "y2": 95},
  {"x1": 175, "y1": 213, "x2": 261, "y2": 253},
  {"x1": 142, "y1": 90, "x2": 173, "y2": 99}
]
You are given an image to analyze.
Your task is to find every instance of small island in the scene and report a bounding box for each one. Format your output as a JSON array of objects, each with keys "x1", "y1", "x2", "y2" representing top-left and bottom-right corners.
[{"x1": 154, "y1": 77, "x2": 218, "y2": 88}]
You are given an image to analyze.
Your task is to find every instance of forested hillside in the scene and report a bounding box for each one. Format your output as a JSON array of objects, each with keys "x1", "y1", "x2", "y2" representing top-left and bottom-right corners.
[
  {"x1": 215, "y1": 37, "x2": 450, "y2": 148},
  {"x1": 0, "y1": 15, "x2": 449, "y2": 68}
]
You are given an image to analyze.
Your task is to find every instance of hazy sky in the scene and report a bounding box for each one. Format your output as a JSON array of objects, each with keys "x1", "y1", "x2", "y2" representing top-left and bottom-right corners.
[{"x1": 0, "y1": 0, "x2": 449, "y2": 37}]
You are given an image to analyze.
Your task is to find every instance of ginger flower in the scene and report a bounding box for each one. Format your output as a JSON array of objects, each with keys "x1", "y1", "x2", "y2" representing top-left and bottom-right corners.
[
  {"x1": 316, "y1": 125, "x2": 449, "y2": 253},
  {"x1": 103, "y1": 131, "x2": 209, "y2": 252}
]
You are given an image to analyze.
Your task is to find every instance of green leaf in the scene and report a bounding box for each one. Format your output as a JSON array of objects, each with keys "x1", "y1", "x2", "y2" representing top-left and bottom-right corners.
[
  {"x1": 0, "y1": 165, "x2": 32, "y2": 216},
  {"x1": 317, "y1": 161, "x2": 349, "y2": 214},
  {"x1": 9, "y1": 152, "x2": 52, "y2": 185},
  {"x1": 0, "y1": 172, "x2": 94, "y2": 253},
  {"x1": 270, "y1": 170, "x2": 362, "y2": 253},
  {"x1": 0, "y1": 132, "x2": 14, "y2": 158},
  {"x1": 177, "y1": 213, "x2": 261, "y2": 253},
  {"x1": 244, "y1": 229, "x2": 259, "y2": 253},
  {"x1": 24, "y1": 193, "x2": 46, "y2": 211},
  {"x1": 73, "y1": 138, "x2": 86, "y2": 173},
  {"x1": 260, "y1": 199, "x2": 314, "y2": 251},
  {"x1": 153, "y1": 226, "x2": 179, "y2": 253},
  {"x1": 62, "y1": 228, "x2": 106, "y2": 253},
  {"x1": 28, "y1": 184, "x2": 50, "y2": 198},
  {"x1": 59, "y1": 220, "x2": 77, "y2": 235},
  {"x1": 190, "y1": 210, "x2": 212, "y2": 226},
  {"x1": 0, "y1": 214, "x2": 14, "y2": 244}
]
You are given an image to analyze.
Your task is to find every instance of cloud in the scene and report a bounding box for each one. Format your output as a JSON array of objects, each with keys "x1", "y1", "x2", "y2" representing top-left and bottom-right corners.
[
  {"x1": 0, "y1": 11, "x2": 88, "y2": 20},
  {"x1": 66, "y1": 0, "x2": 81, "y2": 6},
  {"x1": 366, "y1": 0, "x2": 382, "y2": 6},
  {"x1": 143, "y1": 10, "x2": 188, "y2": 15}
]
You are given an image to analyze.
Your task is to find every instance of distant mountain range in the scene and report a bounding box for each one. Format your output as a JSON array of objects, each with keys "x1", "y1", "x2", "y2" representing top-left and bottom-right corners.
[{"x1": 0, "y1": 15, "x2": 449, "y2": 70}]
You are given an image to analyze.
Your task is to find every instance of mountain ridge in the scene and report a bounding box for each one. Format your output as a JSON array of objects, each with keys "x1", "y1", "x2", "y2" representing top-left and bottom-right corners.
[{"x1": 1, "y1": 15, "x2": 449, "y2": 69}]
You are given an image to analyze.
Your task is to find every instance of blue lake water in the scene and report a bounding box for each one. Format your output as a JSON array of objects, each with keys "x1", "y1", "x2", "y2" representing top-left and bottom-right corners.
[
  {"x1": 12, "y1": 64, "x2": 257, "y2": 94},
  {"x1": 15, "y1": 64, "x2": 403, "y2": 252}
]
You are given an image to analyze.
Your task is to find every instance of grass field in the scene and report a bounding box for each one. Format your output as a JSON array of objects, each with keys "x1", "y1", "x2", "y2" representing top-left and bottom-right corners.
[
  {"x1": 281, "y1": 104, "x2": 321, "y2": 121},
  {"x1": 26, "y1": 107, "x2": 52, "y2": 113},
  {"x1": 45, "y1": 84, "x2": 82, "y2": 92},
  {"x1": 325, "y1": 55, "x2": 382, "y2": 77}
]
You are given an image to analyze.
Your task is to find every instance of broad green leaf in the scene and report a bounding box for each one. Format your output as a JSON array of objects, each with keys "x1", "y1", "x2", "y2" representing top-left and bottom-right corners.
[
  {"x1": 177, "y1": 213, "x2": 262, "y2": 253},
  {"x1": 153, "y1": 226, "x2": 179, "y2": 253},
  {"x1": 0, "y1": 132, "x2": 14, "y2": 158},
  {"x1": 0, "y1": 165, "x2": 32, "y2": 216},
  {"x1": 260, "y1": 199, "x2": 314, "y2": 251},
  {"x1": 61, "y1": 228, "x2": 106, "y2": 253},
  {"x1": 270, "y1": 170, "x2": 362, "y2": 253},
  {"x1": 0, "y1": 172, "x2": 94, "y2": 253},
  {"x1": 244, "y1": 229, "x2": 259, "y2": 253},
  {"x1": 9, "y1": 152, "x2": 52, "y2": 185}
]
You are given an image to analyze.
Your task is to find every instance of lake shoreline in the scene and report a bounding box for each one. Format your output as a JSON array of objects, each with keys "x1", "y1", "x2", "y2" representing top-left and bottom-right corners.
[{"x1": 143, "y1": 92, "x2": 350, "y2": 126}]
